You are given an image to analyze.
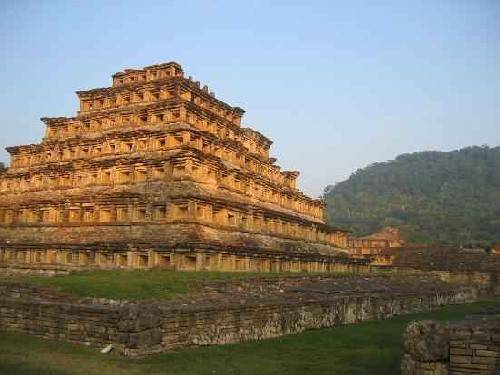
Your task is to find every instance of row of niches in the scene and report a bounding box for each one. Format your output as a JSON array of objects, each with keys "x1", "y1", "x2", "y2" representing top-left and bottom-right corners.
[
  {"x1": 79, "y1": 86, "x2": 241, "y2": 126},
  {"x1": 21, "y1": 130, "x2": 270, "y2": 177},
  {"x1": 0, "y1": 249, "x2": 355, "y2": 273},
  {"x1": 45, "y1": 108, "x2": 267, "y2": 157},
  {"x1": 80, "y1": 87, "x2": 175, "y2": 111},
  {"x1": 0, "y1": 201, "x2": 343, "y2": 246},
  {"x1": 0, "y1": 159, "x2": 321, "y2": 220},
  {"x1": 12, "y1": 131, "x2": 294, "y2": 193},
  {"x1": 112, "y1": 63, "x2": 183, "y2": 87}
]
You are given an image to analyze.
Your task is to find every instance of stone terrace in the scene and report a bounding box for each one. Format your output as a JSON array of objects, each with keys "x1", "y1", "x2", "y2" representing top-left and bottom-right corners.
[{"x1": 0, "y1": 274, "x2": 483, "y2": 356}]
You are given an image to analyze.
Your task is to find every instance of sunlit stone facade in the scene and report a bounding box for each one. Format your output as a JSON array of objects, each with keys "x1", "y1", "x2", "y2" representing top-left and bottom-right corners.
[
  {"x1": 0, "y1": 62, "x2": 359, "y2": 273},
  {"x1": 348, "y1": 227, "x2": 405, "y2": 265}
]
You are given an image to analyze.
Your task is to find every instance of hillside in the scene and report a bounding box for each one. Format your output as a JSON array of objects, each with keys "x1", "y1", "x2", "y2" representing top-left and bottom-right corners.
[{"x1": 323, "y1": 146, "x2": 500, "y2": 246}]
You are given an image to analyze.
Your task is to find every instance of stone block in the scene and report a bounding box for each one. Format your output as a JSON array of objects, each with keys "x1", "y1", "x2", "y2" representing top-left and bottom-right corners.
[
  {"x1": 474, "y1": 349, "x2": 498, "y2": 357},
  {"x1": 449, "y1": 355, "x2": 471, "y2": 364},
  {"x1": 449, "y1": 340, "x2": 467, "y2": 349},
  {"x1": 404, "y1": 320, "x2": 450, "y2": 361},
  {"x1": 450, "y1": 362, "x2": 492, "y2": 371},
  {"x1": 470, "y1": 343, "x2": 489, "y2": 350},
  {"x1": 471, "y1": 355, "x2": 497, "y2": 365},
  {"x1": 449, "y1": 348, "x2": 471, "y2": 356}
]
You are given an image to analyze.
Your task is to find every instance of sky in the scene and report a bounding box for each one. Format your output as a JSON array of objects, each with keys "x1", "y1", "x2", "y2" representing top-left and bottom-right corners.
[{"x1": 0, "y1": 1, "x2": 499, "y2": 197}]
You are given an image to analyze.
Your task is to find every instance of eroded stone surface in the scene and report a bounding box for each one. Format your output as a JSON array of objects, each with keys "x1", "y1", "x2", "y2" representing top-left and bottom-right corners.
[
  {"x1": 402, "y1": 316, "x2": 500, "y2": 375},
  {"x1": 0, "y1": 274, "x2": 483, "y2": 356}
]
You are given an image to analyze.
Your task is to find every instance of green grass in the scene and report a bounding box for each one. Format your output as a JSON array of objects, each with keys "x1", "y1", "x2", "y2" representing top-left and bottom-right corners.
[
  {"x1": 0, "y1": 270, "x2": 333, "y2": 301},
  {"x1": 0, "y1": 300, "x2": 498, "y2": 375}
]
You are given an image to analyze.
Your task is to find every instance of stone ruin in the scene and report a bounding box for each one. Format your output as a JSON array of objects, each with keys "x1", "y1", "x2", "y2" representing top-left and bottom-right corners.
[
  {"x1": 0, "y1": 61, "x2": 497, "y2": 361},
  {"x1": 0, "y1": 62, "x2": 366, "y2": 273},
  {"x1": 402, "y1": 315, "x2": 500, "y2": 374},
  {"x1": 0, "y1": 274, "x2": 483, "y2": 356}
]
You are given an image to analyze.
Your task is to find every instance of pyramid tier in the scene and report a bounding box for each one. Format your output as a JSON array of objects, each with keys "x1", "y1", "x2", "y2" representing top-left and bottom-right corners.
[
  {"x1": 3, "y1": 126, "x2": 321, "y2": 220},
  {"x1": 0, "y1": 177, "x2": 346, "y2": 247}
]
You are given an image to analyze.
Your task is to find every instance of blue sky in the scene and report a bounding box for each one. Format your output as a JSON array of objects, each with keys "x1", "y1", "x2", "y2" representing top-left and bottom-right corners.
[{"x1": 1, "y1": 0, "x2": 499, "y2": 196}]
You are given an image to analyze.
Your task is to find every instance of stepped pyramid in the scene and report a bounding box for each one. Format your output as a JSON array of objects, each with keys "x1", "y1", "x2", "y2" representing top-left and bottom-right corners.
[{"x1": 0, "y1": 62, "x2": 361, "y2": 273}]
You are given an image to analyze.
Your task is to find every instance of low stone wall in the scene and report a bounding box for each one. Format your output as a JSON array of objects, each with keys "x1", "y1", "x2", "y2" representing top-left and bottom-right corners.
[
  {"x1": 0, "y1": 276, "x2": 484, "y2": 356},
  {"x1": 402, "y1": 317, "x2": 500, "y2": 374},
  {"x1": 158, "y1": 289, "x2": 478, "y2": 354},
  {"x1": 0, "y1": 283, "x2": 164, "y2": 354},
  {"x1": 390, "y1": 248, "x2": 500, "y2": 297},
  {"x1": 372, "y1": 267, "x2": 494, "y2": 294}
]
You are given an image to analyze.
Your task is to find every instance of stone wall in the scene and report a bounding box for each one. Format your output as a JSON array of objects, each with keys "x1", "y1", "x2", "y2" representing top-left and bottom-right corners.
[
  {"x1": 402, "y1": 318, "x2": 500, "y2": 374},
  {"x1": 388, "y1": 247, "x2": 500, "y2": 297},
  {"x1": 0, "y1": 276, "x2": 483, "y2": 356},
  {"x1": 0, "y1": 283, "x2": 164, "y2": 355},
  {"x1": 392, "y1": 247, "x2": 500, "y2": 274},
  {"x1": 158, "y1": 290, "x2": 478, "y2": 354},
  {"x1": 372, "y1": 267, "x2": 493, "y2": 295},
  {"x1": 0, "y1": 284, "x2": 122, "y2": 346}
]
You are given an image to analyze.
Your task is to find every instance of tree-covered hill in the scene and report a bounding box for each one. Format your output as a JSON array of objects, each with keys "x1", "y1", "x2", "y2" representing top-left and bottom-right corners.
[{"x1": 323, "y1": 146, "x2": 500, "y2": 246}]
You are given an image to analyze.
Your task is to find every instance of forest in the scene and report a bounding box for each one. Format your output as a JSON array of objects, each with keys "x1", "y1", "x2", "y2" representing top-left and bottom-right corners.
[{"x1": 323, "y1": 146, "x2": 500, "y2": 246}]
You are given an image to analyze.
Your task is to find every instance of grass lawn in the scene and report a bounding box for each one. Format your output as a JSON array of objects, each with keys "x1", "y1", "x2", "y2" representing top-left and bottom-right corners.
[
  {"x1": 0, "y1": 300, "x2": 498, "y2": 375},
  {"x1": 0, "y1": 270, "x2": 333, "y2": 301}
]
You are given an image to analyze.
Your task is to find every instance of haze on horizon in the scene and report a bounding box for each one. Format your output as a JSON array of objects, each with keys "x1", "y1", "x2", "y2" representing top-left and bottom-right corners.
[{"x1": 1, "y1": 1, "x2": 499, "y2": 197}]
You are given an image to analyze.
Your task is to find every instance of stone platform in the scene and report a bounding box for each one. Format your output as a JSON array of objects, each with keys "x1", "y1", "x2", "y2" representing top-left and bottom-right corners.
[{"x1": 0, "y1": 274, "x2": 484, "y2": 356}]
